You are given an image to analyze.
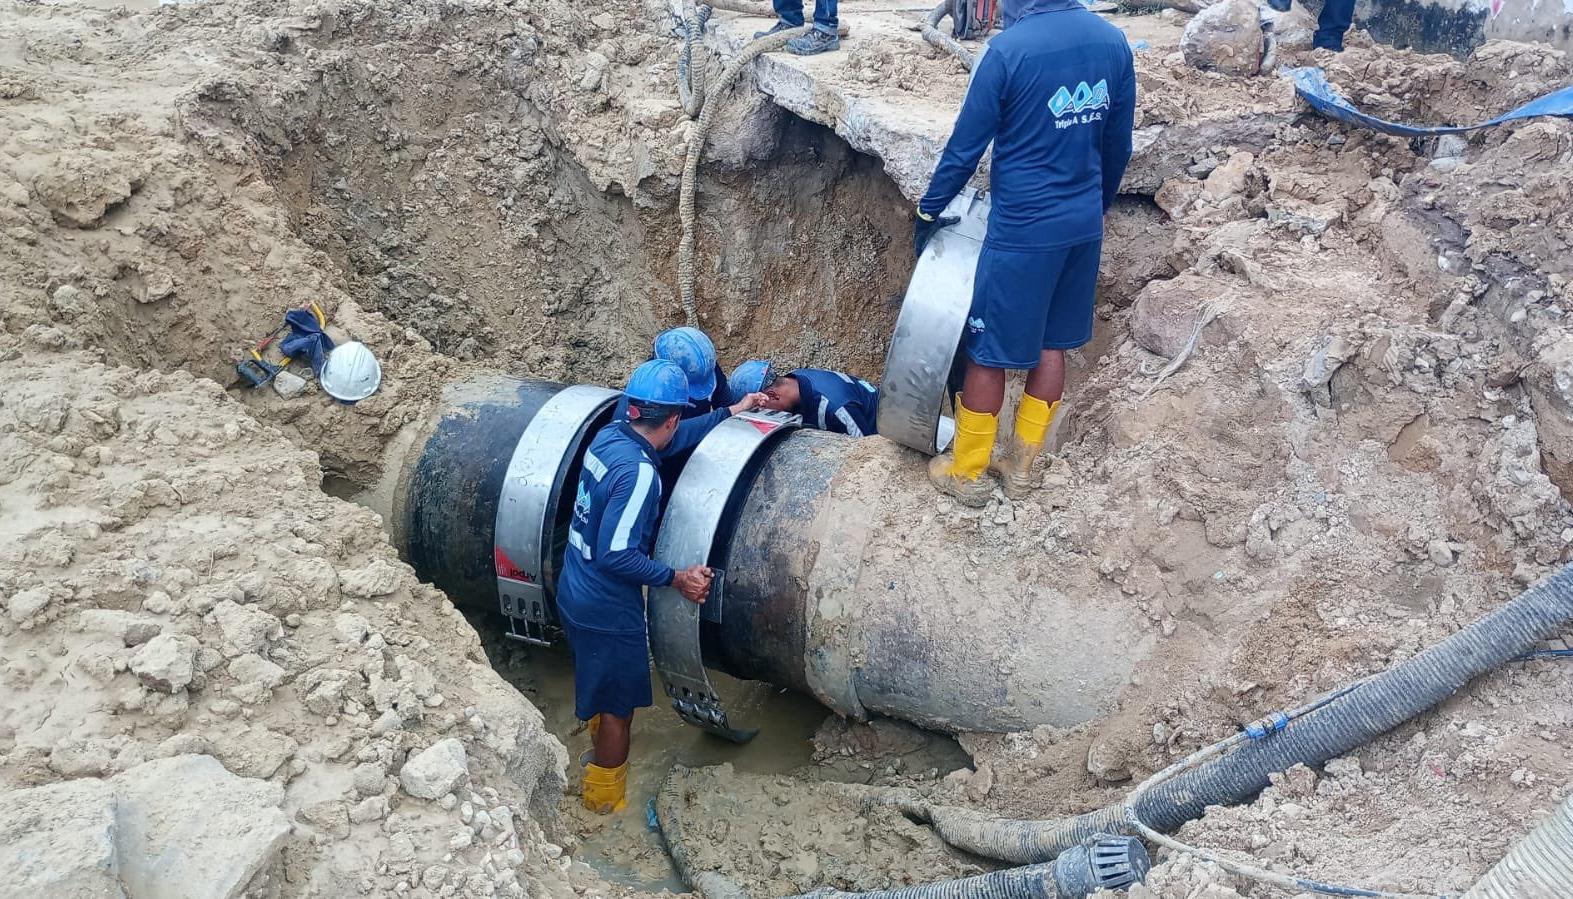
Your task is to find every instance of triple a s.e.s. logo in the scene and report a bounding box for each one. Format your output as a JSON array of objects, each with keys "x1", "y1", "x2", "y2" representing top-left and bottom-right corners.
[{"x1": 1049, "y1": 79, "x2": 1110, "y2": 127}]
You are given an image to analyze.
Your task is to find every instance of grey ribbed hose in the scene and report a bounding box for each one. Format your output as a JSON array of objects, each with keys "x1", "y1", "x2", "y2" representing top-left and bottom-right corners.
[
  {"x1": 921, "y1": 2, "x2": 976, "y2": 70},
  {"x1": 1465, "y1": 789, "x2": 1573, "y2": 899},
  {"x1": 792, "y1": 865, "x2": 1061, "y2": 899},
  {"x1": 655, "y1": 766, "x2": 753, "y2": 899},
  {"x1": 677, "y1": 24, "x2": 811, "y2": 325},
  {"x1": 874, "y1": 564, "x2": 1573, "y2": 865}
]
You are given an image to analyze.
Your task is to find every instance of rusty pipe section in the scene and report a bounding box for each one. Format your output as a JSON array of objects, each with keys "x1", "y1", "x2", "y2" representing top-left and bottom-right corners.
[{"x1": 374, "y1": 373, "x2": 1147, "y2": 733}]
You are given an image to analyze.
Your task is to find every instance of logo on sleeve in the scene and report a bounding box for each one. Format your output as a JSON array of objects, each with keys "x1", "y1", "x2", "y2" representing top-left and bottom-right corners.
[
  {"x1": 1048, "y1": 79, "x2": 1110, "y2": 123},
  {"x1": 573, "y1": 481, "x2": 592, "y2": 523}
]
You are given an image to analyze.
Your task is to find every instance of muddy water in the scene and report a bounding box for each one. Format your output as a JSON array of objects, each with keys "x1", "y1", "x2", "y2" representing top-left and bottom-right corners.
[{"x1": 492, "y1": 641, "x2": 830, "y2": 890}]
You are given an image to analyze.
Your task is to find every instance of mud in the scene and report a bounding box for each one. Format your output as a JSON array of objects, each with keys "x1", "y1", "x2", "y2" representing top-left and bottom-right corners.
[{"x1": 4, "y1": 0, "x2": 1573, "y2": 896}]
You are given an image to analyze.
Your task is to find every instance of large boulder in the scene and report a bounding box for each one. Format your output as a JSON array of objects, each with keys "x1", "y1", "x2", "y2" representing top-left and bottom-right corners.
[
  {"x1": 0, "y1": 778, "x2": 121, "y2": 898},
  {"x1": 1181, "y1": 0, "x2": 1264, "y2": 76},
  {"x1": 0, "y1": 755, "x2": 290, "y2": 899},
  {"x1": 114, "y1": 755, "x2": 291, "y2": 899}
]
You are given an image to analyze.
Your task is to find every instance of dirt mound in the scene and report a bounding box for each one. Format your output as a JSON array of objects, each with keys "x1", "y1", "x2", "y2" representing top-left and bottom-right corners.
[{"x1": 0, "y1": 348, "x2": 581, "y2": 896}]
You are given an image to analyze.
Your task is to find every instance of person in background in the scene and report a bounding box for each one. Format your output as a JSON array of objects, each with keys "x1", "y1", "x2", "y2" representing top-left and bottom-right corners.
[
  {"x1": 913, "y1": 0, "x2": 1135, "y2": 505},
  {"x1": 1312, "y1": 0, "x2": 1356, "y2": 52},
  {"x1": 753, "y1": 0, "x2": 840, "y2": 56},
  {"x1": 557, "y1": 359, "x2": 765, "y2": 814}
]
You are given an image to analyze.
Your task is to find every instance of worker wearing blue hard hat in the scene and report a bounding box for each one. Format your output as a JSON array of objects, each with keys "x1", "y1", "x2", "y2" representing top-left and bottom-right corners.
[
  {"x1": 613, "y1": 326, "x2": 738, "y2": 500},
  {"x1": 732, "y1": 359, "x2": 880, "y2": 438},
  {"x1": 653, "y1": 326, "x2": 731, "y2": 415},
  {"x1": 556, "y1": 358, "x2": 766, "y2": 815}
]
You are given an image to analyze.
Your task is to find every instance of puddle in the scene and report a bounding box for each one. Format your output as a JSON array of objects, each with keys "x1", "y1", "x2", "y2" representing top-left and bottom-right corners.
[{"x1": 488, "y1": 636, "x2": 830, "y2": 891}]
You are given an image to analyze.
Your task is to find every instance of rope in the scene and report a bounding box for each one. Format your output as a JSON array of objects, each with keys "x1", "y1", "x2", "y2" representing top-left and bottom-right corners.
[
  {"x1": 677, "y1": 24, "x2": 813, "y2": 325},
  {"x1": 1138, "y1": 301, "x2": 1218, "y2": 400}
]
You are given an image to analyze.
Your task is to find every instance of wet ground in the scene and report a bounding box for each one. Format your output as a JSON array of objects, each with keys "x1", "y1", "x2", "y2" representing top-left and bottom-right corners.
[{"x1": 490, "y1": 636, "x2": 833, "y2": 890}]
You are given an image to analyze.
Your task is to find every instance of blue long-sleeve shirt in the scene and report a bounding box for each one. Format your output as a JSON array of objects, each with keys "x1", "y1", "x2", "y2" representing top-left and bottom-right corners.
[
  {"x1": 612, "y1": 393, "x2": 732, "y2": 500},
  {"x1": 791, "y1": 369, "x2": 879, "y2": 437},
  {"x1": 918, "y1": 0, "x2": 1136, "y2": 251},
  {"x1": 556, "y1": 423, "x2": 677, "y2": 636}
]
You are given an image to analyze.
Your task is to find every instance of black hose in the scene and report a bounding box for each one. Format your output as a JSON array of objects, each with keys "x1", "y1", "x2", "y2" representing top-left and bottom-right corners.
[{"x1": 902, "y1": 564, "x2": 1573, "y2": 864}]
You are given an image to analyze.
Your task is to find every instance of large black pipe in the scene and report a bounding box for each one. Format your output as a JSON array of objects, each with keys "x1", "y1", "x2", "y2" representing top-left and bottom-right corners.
[
  {"x1": 378, "y1": 376, "x2": 1148, "y2": 732},
  {"x1": 391, "y1": 374, "x2": 566, "y2": 611}
]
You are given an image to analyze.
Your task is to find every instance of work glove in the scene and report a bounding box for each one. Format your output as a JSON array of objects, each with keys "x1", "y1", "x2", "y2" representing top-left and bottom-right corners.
[{"x1": 913, "y1": 209, "x2": 962, "y2": 258}]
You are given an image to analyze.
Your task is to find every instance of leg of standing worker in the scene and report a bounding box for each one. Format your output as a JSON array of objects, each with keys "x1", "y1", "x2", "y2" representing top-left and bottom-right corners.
[
  {"x1": 813, "y1": 0, "x2": 838, "y2": 34},
  {"x1": 961, "y1": 362, "x2": 1007, "y2": 414},
  {"x1": 1312, "y1": 0, "x2": 1355, "y2": 50},
  {"x1": 773, "y1": 0, "x2": 805, "y2": 27},
  {"x1": 931, "y1": 247, "x2": 1052, "y2": 506},
  {"x1": 566, "y1": 622, "x2": 649, "y2": 814},
  {"x1": 1024, "y1": 349, "x2": 1065, "y2": 404},
  {"x1": 786, "y1": 0, "x2": 840, "y2": 54},
  {"x1": 593, "y1": 712, "x2": 632, "y2": 768},
  {"x1": 993, "y1": 242, "x2": 1090, "y2": 498}
]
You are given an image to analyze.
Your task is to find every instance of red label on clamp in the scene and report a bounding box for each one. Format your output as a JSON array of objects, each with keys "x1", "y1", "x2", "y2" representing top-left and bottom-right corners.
[{"x1": 494, "y1": 546, "x2": 533, "y2": 582}]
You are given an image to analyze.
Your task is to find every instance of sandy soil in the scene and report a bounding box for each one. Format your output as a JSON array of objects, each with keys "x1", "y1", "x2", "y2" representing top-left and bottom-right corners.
[{"x1": 4, "y1": 0, "x2": 1573, "y2": 896}]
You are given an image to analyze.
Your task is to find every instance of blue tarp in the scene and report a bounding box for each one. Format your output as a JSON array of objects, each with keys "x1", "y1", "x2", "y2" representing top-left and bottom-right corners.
[
  {"x1": 280, "y1": 308, "x2": 335, "y2": 375},
  {"x1": 1287, "y1": 66, "x2": 1573, "y2": 138}
]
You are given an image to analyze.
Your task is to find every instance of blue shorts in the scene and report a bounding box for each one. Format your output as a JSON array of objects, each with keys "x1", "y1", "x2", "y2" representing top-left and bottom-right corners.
[
  {"x1": 965, "y1": 239, "x2": 1102, "y2": 368},
  {"x1": 561, "y1": 617, "x2": 654, "y2": 720}
]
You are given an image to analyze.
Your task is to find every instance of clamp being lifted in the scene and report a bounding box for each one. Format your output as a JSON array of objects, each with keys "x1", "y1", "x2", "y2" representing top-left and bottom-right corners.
[
  {"x1": 877, "y1": 188, "x2": 992, "y2": 456},
  {"x1": 493, "y1": 384, "x2": 620, "y2": 645},
  {"x1": 647, "y1": 409, "x2": 802, "y2": 742}
]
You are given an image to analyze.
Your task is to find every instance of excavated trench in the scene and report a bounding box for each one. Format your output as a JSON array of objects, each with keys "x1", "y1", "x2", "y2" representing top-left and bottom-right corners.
[{"x1": 230, "y1": 38, "x2": 1171, "y2": 887}]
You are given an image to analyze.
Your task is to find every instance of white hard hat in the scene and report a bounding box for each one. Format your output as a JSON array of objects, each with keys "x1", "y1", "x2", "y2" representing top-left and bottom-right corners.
[{"x1": 320, "y1": 341, "x2": 382, "y2": 402}]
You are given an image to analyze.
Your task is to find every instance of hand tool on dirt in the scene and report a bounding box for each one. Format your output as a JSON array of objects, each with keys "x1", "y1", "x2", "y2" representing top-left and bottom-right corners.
[
  {"x1": 234, "y1": 302, "x2": 329, "y2": 388},
  {"x1": 236, "y1": 325, "x2": 292, "y2": 388}
]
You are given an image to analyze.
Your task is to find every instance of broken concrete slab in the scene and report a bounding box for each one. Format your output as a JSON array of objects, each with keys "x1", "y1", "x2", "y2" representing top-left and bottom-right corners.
[
  {"x1": 685, "y1": 1, "x2": 1281, "y2": 204},
  {"x1": 0, "y1": 777, "x2": 122, "y2": 899},
  {"x1": 0, "y1": 755, "x2": 290, "y2": 899},
  {"x1": 114, "y1": 754, "x2": 291, "y2": 899}
]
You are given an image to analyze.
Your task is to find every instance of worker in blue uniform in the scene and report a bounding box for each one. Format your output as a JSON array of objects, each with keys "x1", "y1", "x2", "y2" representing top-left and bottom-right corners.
[
  {"x1": 732, "y1": 360, "x2": 880, "y2": 437},
  {"x1": 914, "y1": 0, "x2": 1135, "y2": 506},
  {"x1": 613, "y1": 326, "x2": 735, "y2": 497},
  {"x1": 557, "y1": 359, "x2": 767, "y2": 814}
]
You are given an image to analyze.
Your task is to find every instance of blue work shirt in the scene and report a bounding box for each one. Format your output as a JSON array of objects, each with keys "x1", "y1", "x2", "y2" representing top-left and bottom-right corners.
[
  {"x1": 612, "y1": 374, "x2": 733, "y2": 497},
  {"x1": 918, "y1": 0, "x2": 1136, "y2": 251},
  {"x1": 557, "y1": 423, "x2": 677, "y2": 636},
  {"x1": 791, "y1": 369, "x2": 879, "y2": 437}
]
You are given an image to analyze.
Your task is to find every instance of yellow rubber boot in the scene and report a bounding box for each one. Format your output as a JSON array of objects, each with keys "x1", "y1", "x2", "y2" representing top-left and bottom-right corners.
[
  {"x1": 927, "y1": 398, "x2": 998, "y2": 508},
  {"x1": 992, "y1": 396, "x2": 1058, "y2": 500},
  {"x1": 582, "y1": 761, "x2": 628, "y2": 814}
]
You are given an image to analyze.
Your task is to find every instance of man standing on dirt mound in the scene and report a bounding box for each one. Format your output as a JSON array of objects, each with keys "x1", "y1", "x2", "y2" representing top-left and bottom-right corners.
[
  {"x1": 915, "y1": 0, "x2": 1135, "y2": 507},
  {"x1": 558, "y1": 360, "x2": 767, "y2": 813}
]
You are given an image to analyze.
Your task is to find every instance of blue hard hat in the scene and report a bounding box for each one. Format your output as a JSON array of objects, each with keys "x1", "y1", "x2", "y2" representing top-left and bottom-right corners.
[
  {"x1": 624, "y1": 359, "x2": 690, "y2": 407},
  {"x1": 652, "y1": 327, "x2": 718, "y2": 402},
  {"x1": 728, "y1": 359, "x2": 775, "y2": 397}
]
